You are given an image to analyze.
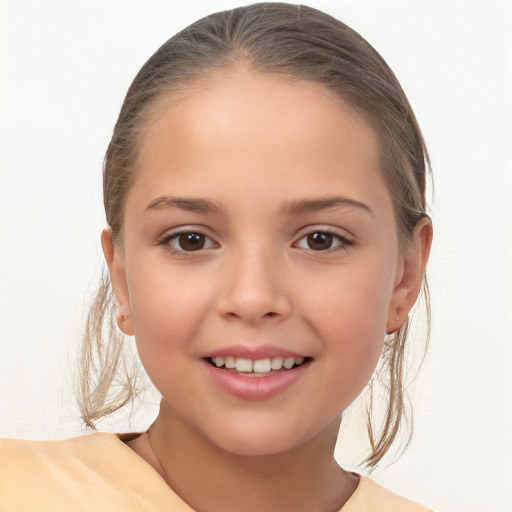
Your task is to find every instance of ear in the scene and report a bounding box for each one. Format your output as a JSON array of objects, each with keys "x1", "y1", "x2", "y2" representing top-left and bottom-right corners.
[
  {"x1": 386, "y1": 217, "x2": 433, "y2": 334},
  {"x1": 101, "y1": 229, "x2": 134, "y2": 335}
]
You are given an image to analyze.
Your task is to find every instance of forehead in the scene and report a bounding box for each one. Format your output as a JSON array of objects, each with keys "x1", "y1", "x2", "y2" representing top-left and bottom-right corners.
[{"x1": 128, "y1": 67, "x2": 388, "y2": 213}]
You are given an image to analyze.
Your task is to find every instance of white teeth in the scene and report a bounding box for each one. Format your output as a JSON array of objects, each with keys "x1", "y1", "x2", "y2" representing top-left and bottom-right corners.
[
  {"x1": 235, "y1": 358, "x2": 253, "y2": 372},
  {"x1": 283, "y1": 357, "x2": 295, "y2": 369},
  {"x1": 211, "y1": 355, "x2": 307, "y2": 373},
  {"x1": 253, "y1": 358, "x2": 271, "y2": 373},
  {"x1": 271, "y1": 357, "x2": 284, "y2": 370},
  {"x1": 225, "y1": 356, "x2": 236, "y2": 369}
]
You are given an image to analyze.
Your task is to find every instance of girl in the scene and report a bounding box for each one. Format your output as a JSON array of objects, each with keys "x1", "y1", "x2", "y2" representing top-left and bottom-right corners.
[{"x1": 2, "y1": 3, "x2": 434, "y2": 511}]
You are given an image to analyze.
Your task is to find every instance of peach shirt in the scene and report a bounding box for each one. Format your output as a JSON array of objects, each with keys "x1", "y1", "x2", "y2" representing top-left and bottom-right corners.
[{"x1": 0, "y1": 433, "x2": 433, "y2": 511}]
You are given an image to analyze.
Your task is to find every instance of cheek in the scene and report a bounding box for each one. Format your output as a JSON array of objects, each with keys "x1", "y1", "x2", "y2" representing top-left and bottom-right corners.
[
  {"x1": 301, "y1": 256, "x2": 397, "y2": 397},
  {"x1": 325, "y1": 295, "x2": 385, "y2": 391},
  {"x1": 305, "y1": 256, "x2": 395, "y2": 341},
  {"x1": 124, "y1": 260, "x2": 213, "y2": 379}
]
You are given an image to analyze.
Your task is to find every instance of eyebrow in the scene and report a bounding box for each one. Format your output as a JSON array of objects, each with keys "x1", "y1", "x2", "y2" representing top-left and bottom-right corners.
[
  {"x1": 144, "y1": 195, "x2": 373, "y2": 217},
  {"x1": 145, "y1": 196, "x2": 223, "y2": 214},
  {"x1": 280, "y1": 196, "x2": 374, "y2": 216}
]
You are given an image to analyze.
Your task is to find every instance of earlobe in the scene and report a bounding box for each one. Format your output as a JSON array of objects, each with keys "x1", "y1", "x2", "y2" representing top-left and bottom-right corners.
[
  {"x1": 386, "y1": 217, "x2": 433, "y2": 334},
  {"x1": 101, "y1": 229, "x2": 134, "y2": 336}
]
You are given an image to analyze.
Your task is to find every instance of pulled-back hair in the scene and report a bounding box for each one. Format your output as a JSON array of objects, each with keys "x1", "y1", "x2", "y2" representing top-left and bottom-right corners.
[{"x1": 78, "y1": 2, "x2": 431, "y2": 468}]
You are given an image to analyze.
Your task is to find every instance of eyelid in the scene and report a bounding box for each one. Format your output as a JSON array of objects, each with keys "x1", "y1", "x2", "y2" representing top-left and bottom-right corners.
[{"x1": 295, "y1": 223, "x2": 354, "y2": 238}]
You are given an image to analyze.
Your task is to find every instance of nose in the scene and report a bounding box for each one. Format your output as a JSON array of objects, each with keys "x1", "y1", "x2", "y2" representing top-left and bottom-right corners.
[{"x1": 216, "y1": 247, "x2": 292, "y2": 325}]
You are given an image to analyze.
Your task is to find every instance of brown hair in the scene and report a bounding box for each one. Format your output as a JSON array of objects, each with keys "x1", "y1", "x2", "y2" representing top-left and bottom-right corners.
[{"x1": 78, "y1": 2, "x2": 431, "y2": 468}]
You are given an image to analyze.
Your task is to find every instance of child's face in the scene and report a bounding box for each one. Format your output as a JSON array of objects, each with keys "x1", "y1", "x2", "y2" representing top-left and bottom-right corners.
[{"x1": 109, "y1": 67, "x2": 407, "y2": 456}]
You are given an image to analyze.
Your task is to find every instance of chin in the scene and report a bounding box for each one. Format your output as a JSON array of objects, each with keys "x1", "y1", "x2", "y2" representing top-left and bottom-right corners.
[
  {"x1": 202, "y1": 416, "x2": 319, "y2": 458},
  {"x1": 214, "y1": 433, "x2": 297, "y2": 457}
]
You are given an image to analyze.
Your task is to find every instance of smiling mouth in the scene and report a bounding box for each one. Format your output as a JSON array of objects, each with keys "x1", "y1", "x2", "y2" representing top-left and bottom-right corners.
[{"x1": 207, "y1": 356, "x2": 311, "y2": 377}]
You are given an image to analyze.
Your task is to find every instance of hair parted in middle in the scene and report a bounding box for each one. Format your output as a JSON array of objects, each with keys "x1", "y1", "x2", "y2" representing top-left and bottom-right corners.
[{"x1": 78, "y1": 2, "x2": 431, "y2": 469}]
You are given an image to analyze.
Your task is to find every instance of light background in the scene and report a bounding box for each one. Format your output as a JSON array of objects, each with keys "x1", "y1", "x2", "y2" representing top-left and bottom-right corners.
[{"x1": 0, "y1": 1, "x2": 511, "y2": 511}]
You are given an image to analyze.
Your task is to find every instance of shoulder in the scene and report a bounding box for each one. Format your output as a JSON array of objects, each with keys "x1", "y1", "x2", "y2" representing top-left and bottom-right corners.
[
  {"x1": 1, "y1": 432, "x2": 113, "y2": 474},
  {"x1": 342, "y1": 475, "x2": 433, "y2": 512},
  {"x1": 1, "y1": 431, "x2": 118, "y2": 460},
  {"x1": 0, "y1": 433, "x2": 125, "y2": 511},
  {"x1": 0, "y1": 433, "x2": 191, "y2": 512},
  {"x1": 1, "y1": 432, "x2": 125, "y2": 483}
]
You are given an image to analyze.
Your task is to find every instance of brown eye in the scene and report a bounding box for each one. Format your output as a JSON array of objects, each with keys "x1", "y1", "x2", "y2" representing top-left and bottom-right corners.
[
  {"x1": 163, "y1": 231, "x2": 216, "y2": 253},
  {"x1": 177, "y1": 232, "x2": 205, "y2": 251},
  {"x1": 161, "y1": 229, "x2": 217, "y2": 254},
  {"x1": 295, "y1": 230, "x2": 350, "y2": 252},
  {"x1": 306, "y1": 232, "x2": 333, "y2": 251}
]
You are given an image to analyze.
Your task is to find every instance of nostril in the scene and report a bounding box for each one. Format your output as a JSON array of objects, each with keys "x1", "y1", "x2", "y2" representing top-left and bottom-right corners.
[{"x1": 264, "y1": 311, "x2": 277, "y2": 318}]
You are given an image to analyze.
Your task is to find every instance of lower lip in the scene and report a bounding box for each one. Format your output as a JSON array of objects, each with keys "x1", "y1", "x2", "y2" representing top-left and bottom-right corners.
[{"x1": 203, "y1": 360, "x2": 310, "y2": 401}]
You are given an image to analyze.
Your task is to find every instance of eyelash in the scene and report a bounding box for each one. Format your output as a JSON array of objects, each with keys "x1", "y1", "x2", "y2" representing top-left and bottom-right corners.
[{"x1": 156, "y1": 228, "x2": 353, "y2": 255}]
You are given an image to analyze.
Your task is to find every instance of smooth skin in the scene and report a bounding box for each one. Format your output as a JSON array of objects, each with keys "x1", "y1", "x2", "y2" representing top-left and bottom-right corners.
[{"x1": 102, "y1": 66, "x2": 432, "y2": 512}]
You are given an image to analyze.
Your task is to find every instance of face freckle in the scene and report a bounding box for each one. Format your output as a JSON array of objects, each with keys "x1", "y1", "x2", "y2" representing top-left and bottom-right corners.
[{"x1": 116, "y1": 66, "x2": 404, "y2": 456}]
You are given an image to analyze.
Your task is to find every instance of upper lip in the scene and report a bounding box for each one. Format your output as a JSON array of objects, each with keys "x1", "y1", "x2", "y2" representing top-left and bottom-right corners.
[{"x1": 201, "y1": 344, "x2": 308, "y2": 360}]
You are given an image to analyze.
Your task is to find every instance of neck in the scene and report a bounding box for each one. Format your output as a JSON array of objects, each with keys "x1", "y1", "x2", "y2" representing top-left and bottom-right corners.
[{"x1": 140, "y1": 401, "x2": 358, "y2": 512}]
